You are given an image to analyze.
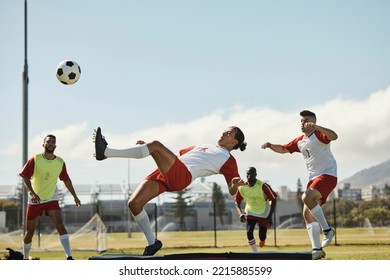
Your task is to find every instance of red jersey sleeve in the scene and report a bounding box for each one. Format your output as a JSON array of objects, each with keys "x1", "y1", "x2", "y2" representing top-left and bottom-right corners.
[
  {"x1": 235, "y1": 189, "x2": 244, "y2": 204},
  {"x1": 220, "y1": 155, "x2": 240, "y2": 184},
  {"x1": 19, "y1": 157, "x2": 35, "y2": 179},
  {"x1": 314, "y1": 130, "x2": 331, "y2": 144},
  {"x1": 59, "y1": 162, "x2": 70, "y2": 181},
  {"x1": 283, "y1": 135, "x2": 304, "y2": 154},
  {"x1": 179, "y1": 146, "x2": 195, "y2": 156},
  {"x1": 262, "y1": 183, "x2": 278, "y2": 201}
]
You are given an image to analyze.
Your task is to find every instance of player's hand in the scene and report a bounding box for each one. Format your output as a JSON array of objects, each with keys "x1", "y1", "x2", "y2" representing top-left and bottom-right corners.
[
  {"x1": 239, "y1": 214, "x2": 246, "y2": 223},
  {"x1": 267, "y1": 216, "x2": 273, "y2": 227},
  {"x1": 29, "y1": 192, "x2": 40, "y2": 204},
  {"x1": 304, "y1": 122, "x2": 316, "y2": 131},
  {"x1": 229, "y1": 177, "x2": 245, "y2": 195},
  {"x1": 261, "y1": 142, "x2": 271, "y2": 149},
  {"x1": 232, "y1": 177, "x2": 245, "y2": 186},
  {"x1": 74, "y1": 197, "x2": 81, "y2": 208},
  {"x1": 136, "y1": 140, "x2": 146, "y2": 145}
]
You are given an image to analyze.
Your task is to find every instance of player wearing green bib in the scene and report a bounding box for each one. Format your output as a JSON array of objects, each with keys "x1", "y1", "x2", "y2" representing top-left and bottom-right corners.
[
  {"x1": 19, "y1": 134, "x2": 81, "y2": 260},
  {"x1": 235, "y1": 167, "x2": 277, "y2": 252}
]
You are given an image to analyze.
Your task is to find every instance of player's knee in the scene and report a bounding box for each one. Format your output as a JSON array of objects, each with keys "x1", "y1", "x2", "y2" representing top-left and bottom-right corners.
[
  {"x1": 128, "y1": 197, "x2": 142, "y2": 215},
  {"x1": 148, "y1": 140, "x2": 163, "y2": 152}
]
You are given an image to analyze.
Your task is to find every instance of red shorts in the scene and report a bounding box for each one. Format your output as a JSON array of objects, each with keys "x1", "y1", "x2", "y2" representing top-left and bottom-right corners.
[
  {"x1": 307, "y1": 174, "x2": 337, "y2": 205},
  {"x1": 26, "y1": 201, "x2": 61, "y2": 220},
  {"x1": 246, "y1": 216, "x2": 269, "y2": 227},
  {"x1": 145, "y1": 157, "x2": 192, "y2": 194}
]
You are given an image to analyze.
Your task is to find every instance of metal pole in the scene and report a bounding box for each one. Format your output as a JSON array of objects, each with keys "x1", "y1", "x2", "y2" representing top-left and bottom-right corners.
[
  {"x1": 273, "y1": 206, "x2": 277, "y2": 247},
  {"x1": 127, "y1": 159, "x2": 132, "y2": 238},
  {"x1": 22, "y1": 0, "x2": 29, "y2": 233},
  {"x1": 213, "y1": 202, "x2": 217, "y2": 247},
  {"x1": 333, "y1": 198, "x2": 337, "y2": 245},
  {"x1": 154, "y1": 203, "x2": 158, "y2": 238}
]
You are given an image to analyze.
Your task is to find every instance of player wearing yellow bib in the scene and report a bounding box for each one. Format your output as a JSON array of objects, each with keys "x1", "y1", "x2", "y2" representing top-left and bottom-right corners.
[
  {"x1": 235, "y1": 167, "x2": 277, "y2": 252},
  {"x1": 19, "y1": 134, "x2": 81, "y2": 260}
]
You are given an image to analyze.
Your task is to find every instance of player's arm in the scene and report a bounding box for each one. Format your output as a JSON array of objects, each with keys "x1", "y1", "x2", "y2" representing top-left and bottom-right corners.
[
  {"x1": 19, "y1": 158, "x2": 40, "y2": 202},
  {"x1": 234, "y1": 191, "x2": 246, "y2": 223},
  {"x1": 60, "y1": 163, "x2": 81, "y2": 208},
  {"x1": 21, "y1": 177, "x2": 40, "y2": 203},
  {"x1": 267, "y1": 199, "x2": 277, "y2": 226},
  {"x1": 261, "y1": 142, "x2": 289, "y2": 154},
  {"x1": 228, "y1": 177, "x2": 244, "y2": 195},
  {"x1": 63, "y1": 179, "x2": 81, "y2": 208},
  {"x1": 314, "y1": 124, "x2": 338, "y2": 141}
]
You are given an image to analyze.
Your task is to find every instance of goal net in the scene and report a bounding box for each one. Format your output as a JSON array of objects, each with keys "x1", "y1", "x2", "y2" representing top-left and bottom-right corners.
[{"x1": 70, "y1": 213, "x2": 108, "y2": 252}]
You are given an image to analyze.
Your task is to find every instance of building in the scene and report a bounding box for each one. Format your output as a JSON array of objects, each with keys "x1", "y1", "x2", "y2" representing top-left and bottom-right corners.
[{"x1": 337, "y1": 183, "x2": 362, "y2": 200}]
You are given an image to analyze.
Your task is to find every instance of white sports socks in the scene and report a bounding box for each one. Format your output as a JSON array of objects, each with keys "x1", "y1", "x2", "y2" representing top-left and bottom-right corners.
[
  {"x1": 310, "y1": 204, "x2": 331, "y2": 231},
  {"x1": 248, "y1": 239, "x2": 257, "y2": 252},
  {"x1": 105, "y1": 144, "x2": 150, "y2": 159},
  {"x1": 133, "y1": 209, "x2": 156, "y2": 246},
  {"x1": 60, "y1": 234, "x2": 72, "y2": 258},
  {"x1": 23, "y1": 242, "x2": 32, "y2": 259},
  {"x1": 307, "y1": 222, "x2": 321, "y2": 249}
]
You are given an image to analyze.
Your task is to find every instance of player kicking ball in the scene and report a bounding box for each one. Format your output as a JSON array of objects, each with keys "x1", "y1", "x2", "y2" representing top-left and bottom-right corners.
[{"x1": 94, "y1": 126, "x2": 246, "y2": 255}]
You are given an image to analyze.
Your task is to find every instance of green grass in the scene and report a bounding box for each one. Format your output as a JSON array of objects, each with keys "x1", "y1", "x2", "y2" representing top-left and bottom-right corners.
[{"x1": 1, "y1": 228, "x2": 390, "y2": 260}]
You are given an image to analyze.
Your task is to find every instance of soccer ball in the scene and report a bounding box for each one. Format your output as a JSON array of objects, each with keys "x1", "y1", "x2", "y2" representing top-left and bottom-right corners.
[{"x1": 56, "y1": 60, "x2": 81, "y2": 85}]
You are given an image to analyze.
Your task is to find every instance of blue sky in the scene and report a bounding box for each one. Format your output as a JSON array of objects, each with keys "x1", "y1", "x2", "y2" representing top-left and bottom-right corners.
[{"x1": 1, "y1": 1, "x2": 390, "y2": 193}]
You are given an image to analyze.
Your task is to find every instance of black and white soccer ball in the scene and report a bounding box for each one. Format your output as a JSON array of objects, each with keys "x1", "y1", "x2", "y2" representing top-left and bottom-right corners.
[{"x1": 56, "y1": 60, "x2": 81, "y2": 85}]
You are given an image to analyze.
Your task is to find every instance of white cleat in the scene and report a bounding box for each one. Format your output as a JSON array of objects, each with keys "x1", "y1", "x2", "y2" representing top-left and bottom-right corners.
[
  {"x1": 312, "y1": 249, "x2": 326, "y2": 260},
  {"x1": 322, "y1": 228, "x2": 335, "y2": 248}
]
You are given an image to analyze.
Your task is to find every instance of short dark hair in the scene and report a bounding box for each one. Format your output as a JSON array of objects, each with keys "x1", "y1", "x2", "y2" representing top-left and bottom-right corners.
[
  {"x1": 300, "y1": 110, "x2": 316, "y2": 119},
  {"x1": 246, "y1": 166, "x2": 257, "y2": 174},
  {"x1": 44, "y1": 134, "x2": 56, "y2": 142}
]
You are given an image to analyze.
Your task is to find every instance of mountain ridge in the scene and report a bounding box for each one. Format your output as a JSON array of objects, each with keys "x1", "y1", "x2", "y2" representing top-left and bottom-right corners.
[{"x1": 338, "y1": 158, "x2": 390, "y2": 189}]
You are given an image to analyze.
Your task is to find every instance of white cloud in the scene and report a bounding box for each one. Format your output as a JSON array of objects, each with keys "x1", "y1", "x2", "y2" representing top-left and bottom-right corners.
[{"x1": 1, "y1": 86, "x2": 390, "y2": 193}]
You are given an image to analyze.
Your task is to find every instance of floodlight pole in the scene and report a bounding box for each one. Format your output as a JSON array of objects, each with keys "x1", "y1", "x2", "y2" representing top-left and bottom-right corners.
[{"x1": 22, "y1": 0, "x2": 29, "y2": 233}]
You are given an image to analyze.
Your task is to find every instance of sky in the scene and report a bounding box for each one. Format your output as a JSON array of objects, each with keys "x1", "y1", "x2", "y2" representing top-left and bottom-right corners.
[{"x1": 1, "y1": 0, "x2": 390, "y2": 194}]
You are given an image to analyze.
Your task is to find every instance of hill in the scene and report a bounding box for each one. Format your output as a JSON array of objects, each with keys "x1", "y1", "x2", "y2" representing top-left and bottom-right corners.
[{"x1": 339, "y1": 158, "x2": 390, "y2": 189}]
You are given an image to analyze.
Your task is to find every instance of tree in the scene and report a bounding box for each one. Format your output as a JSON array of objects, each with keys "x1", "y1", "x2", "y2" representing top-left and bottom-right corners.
[
  {"x1": 172, "y1": 189, "x2": 193, "y2": 231},
  {"x1": 363, "y1": 207, "x2": 390, "y2": 227},
  {"x1": 383, "y1": 183, "x2": 390, "y2": 199},
  {"x1": 296, "y1": 178, "x2": 304, "y2": 210},
  {"x1": 212, "y1": 183, "x2": 226, "y2": 225},
  {"x1": 91, "y1": 184, "x2": 102, "y2": 217}
]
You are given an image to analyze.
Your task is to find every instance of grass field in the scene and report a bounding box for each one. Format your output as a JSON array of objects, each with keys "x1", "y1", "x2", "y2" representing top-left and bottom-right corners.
[{"x1": 1, "y1": 228, "x2": 390, "y2": 260}]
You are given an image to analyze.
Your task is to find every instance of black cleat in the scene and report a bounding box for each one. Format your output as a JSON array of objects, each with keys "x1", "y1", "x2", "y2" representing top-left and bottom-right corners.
[
  {"x1": 93, "y1": 127, "x2": 108, "y2": 161},
  {"x1": 143, "y1": 239, "x2": 163, "y2": 256},
  {"x1": 67, "y1": 256, "x2": 75, "y2": 260}
]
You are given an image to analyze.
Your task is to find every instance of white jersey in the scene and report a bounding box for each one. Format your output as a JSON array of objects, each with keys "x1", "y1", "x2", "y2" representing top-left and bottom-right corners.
[
  {"x1": 179, "y1": 144, "x2": 239, "y2": 184},
  {"x1": 284, "y1": 130, "x2": 337, "y2": 181}
]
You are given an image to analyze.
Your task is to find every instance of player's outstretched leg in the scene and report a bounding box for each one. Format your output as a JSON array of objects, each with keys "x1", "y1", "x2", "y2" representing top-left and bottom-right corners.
[{"x1": 93, "y1": 127, "x2": 108, "y2": 160}]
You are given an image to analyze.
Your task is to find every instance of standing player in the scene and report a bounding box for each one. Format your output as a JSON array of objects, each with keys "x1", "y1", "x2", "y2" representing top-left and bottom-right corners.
[
  {"x1": 94, "y1": 126, "x2": 246, "y2": 255},
  {"x1": 235, "y1": 167, "x2": 277, "y2": 252},
  {"x1": 261, "y1": 110, "x2": 337, "y2": 260},
  {"x1": 19, "y1": 134, "x2": 81, "y2": 260}
]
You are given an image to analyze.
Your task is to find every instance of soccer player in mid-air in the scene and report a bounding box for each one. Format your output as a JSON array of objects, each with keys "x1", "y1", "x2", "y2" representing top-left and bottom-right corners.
[
  {"x1": 94, "y1": 126, "x2": 246, "y2": 256},
  {"x1": 261, "y1": 110, "x2": 337, "y2": 260}
]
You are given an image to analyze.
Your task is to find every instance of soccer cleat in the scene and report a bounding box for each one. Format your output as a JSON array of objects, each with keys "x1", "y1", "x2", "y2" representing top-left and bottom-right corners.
[
  {"x1": 259, "y1": 240, "x2": 265, "y2": 248},
  {"x1": 93, "y1": 127, "x2": 108, "y2": 161},
  {"x1": 322, "y1": 228, "x2": 335, "y2": 247},
  {"x1": 67, "y1": 256, "x2": 75, "y2": 260},
  {"x1": 143, "y1": 239, "x2": 163, "y2": 256},
  {"x1": 312, "y1": 248, "x2": 326, "y2": 260}
]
